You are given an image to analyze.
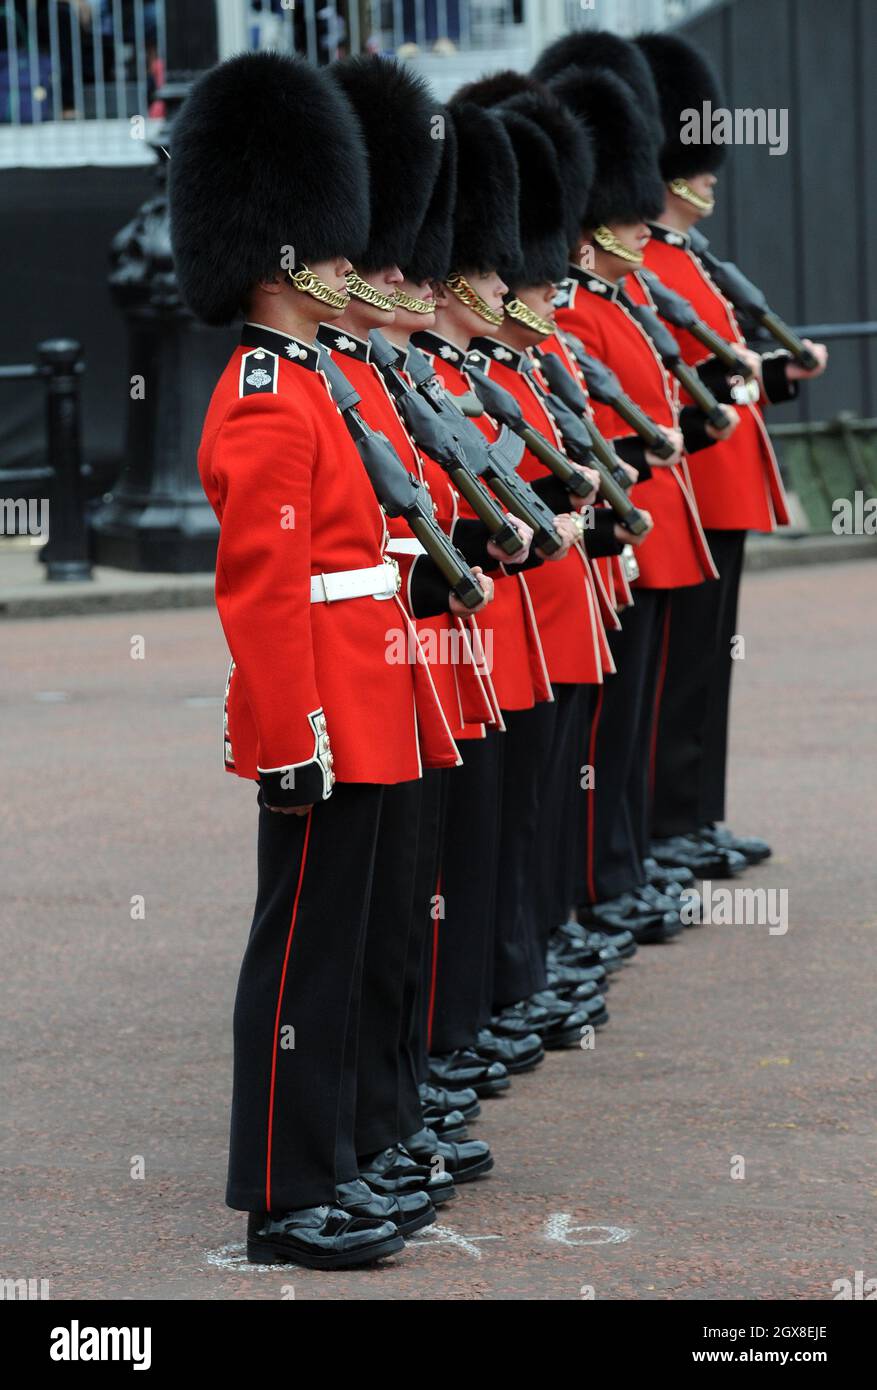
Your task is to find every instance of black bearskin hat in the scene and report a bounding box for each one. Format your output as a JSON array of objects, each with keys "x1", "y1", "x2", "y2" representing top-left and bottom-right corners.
[
  {"x1": 404, "y1": 110, "x2": 458, "y2": 284},
  {"x1": 446, "y1": 100, "x2": 521, "y2": 276},
  {"x1": 169, "y1": 51, "x2": 369, "y2": 326},
  {"x1": 497, "y1": 109, "x2": 568, "y2": 287},
  {"x1": 451, "y1": 71, "x2": 594, "y2": 250},
  {"x1": 533, "y1": 28, "x2": 661, "y2": 127},
  {"x1": 635, "y1": 32, "x2": 726, "y2": 178},
  {"x1": 331, "y1": 55, "x2": 444, "y2": 272},
  {"x1": 549, "y1": 66, "x2": 665, "y2": 226}
]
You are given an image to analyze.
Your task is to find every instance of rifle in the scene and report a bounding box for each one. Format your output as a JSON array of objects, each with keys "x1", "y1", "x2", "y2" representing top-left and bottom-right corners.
[
  {"x1": 619, "y1": 287, "x2": 734, "y2": 431},
  {"x1": 466, "y1": 360, "x2": 651, "y2": 537},
  {"x1": 403, "y1": 344, "x2": 565, "y2": 556},
  {"x1": 367, "y1": 330, "x2": 522, "y2": 558},
  {"x1": 317, "y1": 348, "x2": 484, "y2": 610},
  {"x1": 687, "y1": 227, "x2": 819, "y2": 369},
  {"x1": 638, "y1": 268, "x2": 755, "y2": 379},
  {"x1": 554, "y1": 332, "x2": 677, "y2": 460}
]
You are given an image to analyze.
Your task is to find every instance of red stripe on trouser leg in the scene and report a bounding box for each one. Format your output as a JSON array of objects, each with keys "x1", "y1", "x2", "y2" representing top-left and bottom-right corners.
[
  {"x1": 265, "y1": 809, "x2": 313, "y2": 1213},
  {"x1": 585, "y1": 687, "x2": 604, "y2": 905}
]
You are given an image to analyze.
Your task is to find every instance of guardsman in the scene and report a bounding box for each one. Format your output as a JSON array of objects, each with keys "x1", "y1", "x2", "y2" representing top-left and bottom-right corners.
[
  {"x1": 322, "y1": 54, "x2": 498, "y2": 1191},
  {"x1": 633, "y1": 31, "x2": 828, "y2": 873},
  {"x1": 447, "y1": 84, "x2": 615, "y2": 1042},
  {"x1": 540, "y1": 57, "x2": 729, "y2": 943},
  {"x1": 170, "y1": 52, "x2": 462, "y2": 1269},
  {"x1": 411, "y1": 101, "x2": 562, "y2": 1091}
]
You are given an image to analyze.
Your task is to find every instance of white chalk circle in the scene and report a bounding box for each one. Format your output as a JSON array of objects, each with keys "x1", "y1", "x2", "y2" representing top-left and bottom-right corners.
[
  {"x1": 545, "y1": 1214, "x2": 634, "y2": 1246},
  {"x1": 204, "y1": 1242, "x2": 278, "y2": 1273}
]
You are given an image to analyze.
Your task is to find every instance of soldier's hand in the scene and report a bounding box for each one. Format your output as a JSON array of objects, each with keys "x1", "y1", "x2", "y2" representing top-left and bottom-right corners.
[
  {"x1": 646, "y1": 427, "x2": 684, "y2": 467},
  {"x1": 730, "y1": 345, "x2": 763, "y2": 382},
  {"x1": 614, "y1": 509, "x2": 653, "y2": 546},
  {"x1": 450, "y1": 566, "x2": 493, "y2": 614},
  {"x1": 487, "y1": 517, "x2": 533, "y2": 566},
  {"x1": 265, "y1": 804, "x2": 314, "y2": 816},
  {"x1": 540, "y1": 513, "x2": 577, "y2": 561},
  {"x1": 786, "y1": 339, "x2": 828, "y2": 380},
  {"x1": 568, "y1": 463, "x2": 600, "y2": 508},
  {"x1": 706, "y1": 406, "x2": 739, "y2": 442},
  {"x1": 617, "y1": 459, "x2": 639, "y2": 486}
]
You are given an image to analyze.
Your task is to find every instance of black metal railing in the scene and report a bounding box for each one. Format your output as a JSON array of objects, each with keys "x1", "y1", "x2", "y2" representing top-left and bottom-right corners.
[{"x1": 0, "y1": 339, "x2": 92, "y2": 580}]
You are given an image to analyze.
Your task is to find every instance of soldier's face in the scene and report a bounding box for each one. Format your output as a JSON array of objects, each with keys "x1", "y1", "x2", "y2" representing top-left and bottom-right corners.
[
  {"x1": 669, "y1": 172, "x2": 717, "y2": 223},
  {"x1": 517, "y1": 283, "x2": 556, "y2": 325},
  {"x1": 607, "y1": 222, "x2": 651, "y2": 262},
  {"x1": 343, "y1": 266, "x2": 403, "y2": 333},
  {"x1": 394, "y1": 277, "x2": 436, "y2": 333},
  {"x1": 468, "y1": 270, "x2": 508, "y2": 313},
  {"x1": 304, "y1": 256, "x2": 355, "y2": 321}
]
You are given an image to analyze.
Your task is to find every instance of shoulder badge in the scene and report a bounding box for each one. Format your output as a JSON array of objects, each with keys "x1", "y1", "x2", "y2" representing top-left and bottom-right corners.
[
  {"x1": 239, "y1": 347, "x2": 279, "y2": 397},
  {"x1": 554, "y1": 279, "x2": 575, "y2": 310}
]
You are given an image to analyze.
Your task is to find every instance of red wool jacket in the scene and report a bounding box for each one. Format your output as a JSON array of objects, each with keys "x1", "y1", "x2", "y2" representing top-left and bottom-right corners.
[
  {"x1": 641, "y1": 230, "x2": 789, "y2": 531},
  {"x1": 198, "y1": 323, "x2": 460, "y2": 803},
  {"x1": 556, "y1": 268, "x2": 716, "y2": 590}
]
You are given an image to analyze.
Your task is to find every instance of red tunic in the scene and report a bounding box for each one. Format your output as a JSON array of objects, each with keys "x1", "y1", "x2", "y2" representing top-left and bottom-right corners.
[
  {"x1": 198, "y1": 330, "x2": 460, "y2": 793},
  {"x1": 641, "y1": 232, "x2": 789, "y2": 531},
  {"x1": 315, "y1": 333, "x2": 498, "y2": 742},
  {"x1": 413, "y1": 335, "x2": 552, "y2": 712},
  {"x1": 465, "y1": 337, "x2": 609, "y2": 685},
  {"x1": 556, "y1": 271, "x2": 716, "y2": 590}
]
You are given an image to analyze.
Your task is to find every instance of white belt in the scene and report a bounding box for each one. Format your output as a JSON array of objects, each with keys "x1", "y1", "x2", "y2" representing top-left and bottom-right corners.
[
  {"x1": 385, "y1": 537, "x2": 426, "y2": 556},
  {"x1": 310, "y1": 560, "x2": 400, "y2": 604}
]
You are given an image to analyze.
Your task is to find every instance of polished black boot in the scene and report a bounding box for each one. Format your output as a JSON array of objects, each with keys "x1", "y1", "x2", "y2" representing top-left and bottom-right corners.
[
  {"x1": 359, "y1": 1144, "x2": 457, "y2": 1206},
  {"x1": 246, "y1": 1206, "x2": 403, "y2": 1269},
  {"x1": 475, "y1": 1028, "x2": 544, "y2": 1074},
  {"x1": 698, "y1": 824, "x2": 772, "y2": 865},
  {"x1": 402, "y1": 1126, "x2": 494, "y2": 1183},
  {"x1": 336, "y1": 1178, "x2": 436, "y2": 1237},
  {"x1": 428, "y1": 1049, "x2": 511, "y2": 1097},
  {"x1": 652, "y1": 834, "x2": 747, "y2": 879},
  {"x1": 419, "y1": 1081, "x2": 481, "y2": 1122}
]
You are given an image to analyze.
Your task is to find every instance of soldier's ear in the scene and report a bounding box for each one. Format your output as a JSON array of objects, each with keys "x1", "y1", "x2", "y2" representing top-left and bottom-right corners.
[
  {"x1": 257, "y1": 277, "x2": 284, "y2": 297},
  {"x1": 433, "y1": 281, "x2": 451, "y2": 308}
]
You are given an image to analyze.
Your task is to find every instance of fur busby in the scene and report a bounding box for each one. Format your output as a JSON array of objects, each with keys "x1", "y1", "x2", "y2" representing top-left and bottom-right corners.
[
  {"x1": 635, "y1": 32, "x2": 726, "y2": 178},
  {"x1": 533, "y1": 29, "x2": 661, "y2": 127},
  {"x1": 549, "y1": 66, "x2": 665, "y2": 226},
  {"x1": 497, "y1": 109, "x2": 568, "y2": 287},
  {"x1": 331, "y1": 55, "x2": 444, "y2": 272},
  {"x1": 446, "y1": 100, "x2": 521, "y2": 276},
  {"x1": 404, "y1": 110, "x2": 458, "y2": 284},
  {"x1": 169, "y1": 52, "x2": 369, "y2": 326},
  {"x1": 450, "y1": 72, "x2": 594, "y2": 250}
]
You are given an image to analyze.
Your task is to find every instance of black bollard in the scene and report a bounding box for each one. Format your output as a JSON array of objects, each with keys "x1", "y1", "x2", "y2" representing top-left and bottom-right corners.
[{"x1": 38, "y1": 339, "x2": 92, "y2": 582}]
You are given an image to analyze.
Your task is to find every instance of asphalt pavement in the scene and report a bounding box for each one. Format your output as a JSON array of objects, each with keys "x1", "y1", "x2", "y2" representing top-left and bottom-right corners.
[{"x1": 1, "y1": 560, "x2": 875, "y2": 1300}]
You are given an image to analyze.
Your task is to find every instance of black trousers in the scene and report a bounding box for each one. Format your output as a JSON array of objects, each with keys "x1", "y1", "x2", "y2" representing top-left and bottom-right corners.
[
  {"x1": 541, "y1": 683, "x2": 594, "y2": 949},
  {"x1": 651, "y1": 530, "x2": 746, "y2": 837},
  {"x1": 355, "y1": 778, "x2": 424, "y2": 1159},
  {"x1": 402, "y1": 768, "x2": 448, "y2": 1114},
  {"x1": 430, "y1": 731, "x2": 504, "y2": 1053},
  {"x1": 226, "y1": 784, "x2": 382, "y2": 1214},
  {"x1": 578, "y1": 589, "x2": 669, "y2": 905},
  {"x1": 492, "y1": 702, "x2": 559, "y2": 1009}
]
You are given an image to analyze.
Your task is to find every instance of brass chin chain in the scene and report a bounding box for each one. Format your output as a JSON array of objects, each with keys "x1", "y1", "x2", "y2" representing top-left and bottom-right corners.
[
  {"x1": 668, "y1": 178, "x2": 715, "y2": 213},
  {"x1": 287, "y1": 265, "x2": 350, "y2": 310},
  {"x1": 445, "y1": 272, "x2": 504, "y2": 327},
  {"x1": 345, "y1": 270, "x2": 398, "y2": 312},
  {"x1": 504, "y1": 297, "x2": 554, "y2": 336},
  {"x1": 593, "y1": 225, "x2": 645, "y2": 265},
  {"x1": 394, "y1": 288, "x2": 434, "y2": 315}
]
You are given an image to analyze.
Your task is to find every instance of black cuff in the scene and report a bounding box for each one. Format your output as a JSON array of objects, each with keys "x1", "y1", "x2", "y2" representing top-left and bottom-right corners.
[
  {"x1": 450, "y1": 517, "x2": 498, "y2": 572},
  {"x1": 679, "y1": 406, "x2": 714, "y2": 454},
  {"x1": 530, "y1": 473, "x2": 572, "y2": 514},
  {"x1": 696, "y1": 355, "x2": 736, "y2": 403},
  {"x1": 612, "y1": 435, "x2": 652, "y2": 482},
  {"x1": 583, "y1": 507, "x2": 624, "y2": 557},
  {"x1": 409, "y1": 555, "x2": 453, "y2": 618},
  {"x1": 760, "y1": 351, "x2": 800, "y2": 405},
  {"x1": 259, "y1": 762, "x2": 327, "y2": 808}
]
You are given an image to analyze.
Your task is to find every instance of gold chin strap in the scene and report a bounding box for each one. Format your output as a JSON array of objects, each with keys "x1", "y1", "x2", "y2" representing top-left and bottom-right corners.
[
  {"x1": 593, "y1": 225, "x2": 644, "y2": 265},
  {"x1": 445, "y1": 272, "x2": 504, "y2": 327},
  {"x1": 287, "y1": 264, "x2": 349, "y2": 310},
  {"x1": 394, "y1": 288, "x2": 434, "y2": 315},
  {"x1": 504, "y1": 296, "x2": 554, "y2": 337},
  {"x1": 346, "y1": 270, "x2": 398, "y2": 312},
  {"x1": 668, "y1": 178, "x2": 715, "y2": 214}
]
